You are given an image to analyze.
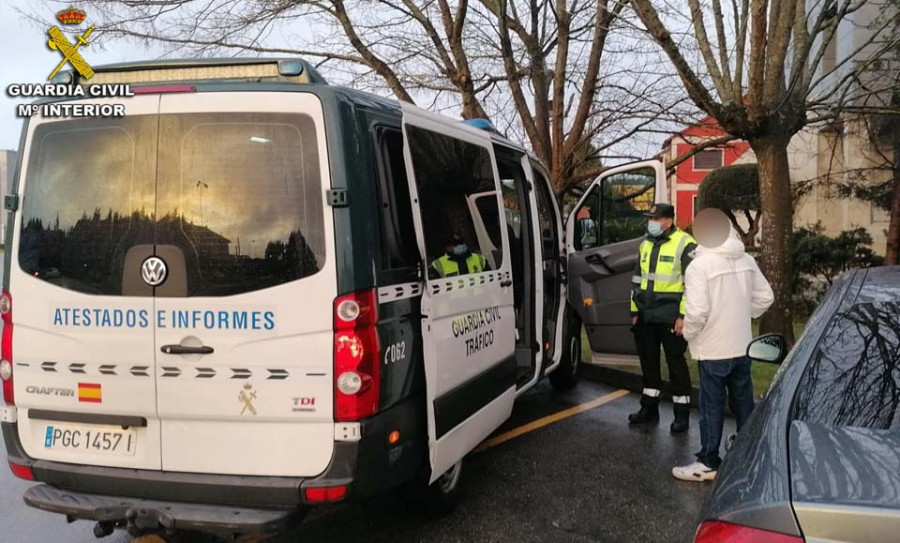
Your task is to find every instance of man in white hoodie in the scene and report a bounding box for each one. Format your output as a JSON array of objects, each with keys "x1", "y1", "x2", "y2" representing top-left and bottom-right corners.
[{"x1": 672, "y1": 209, "x2": 774, "y2": 482}]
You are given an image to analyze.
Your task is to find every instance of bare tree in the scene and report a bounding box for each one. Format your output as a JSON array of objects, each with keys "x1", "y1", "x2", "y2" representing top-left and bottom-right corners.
[
  {"x1": 628, "y1": 0, "x2": 900, "y2": 341},
  {"x1": 42, "y1": 0, "x2": 693, "y2": 196}
]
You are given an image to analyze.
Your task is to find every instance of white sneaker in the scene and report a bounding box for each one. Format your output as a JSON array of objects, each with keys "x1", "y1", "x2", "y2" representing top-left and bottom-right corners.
[{"x1": 672, "y1": 461, "x2": 717, "y2": 482}]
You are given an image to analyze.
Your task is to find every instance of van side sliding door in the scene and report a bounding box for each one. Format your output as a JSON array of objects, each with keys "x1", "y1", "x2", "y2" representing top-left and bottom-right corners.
[
  {"x1": 564, "y1": 160, "x2": 667, "y2": 357},
  {"x1": 400, "y1": 105, "x2": 516, "y2": 483}
]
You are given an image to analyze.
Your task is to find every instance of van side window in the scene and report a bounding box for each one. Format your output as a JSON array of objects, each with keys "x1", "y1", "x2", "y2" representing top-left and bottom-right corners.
[
  {"x1": 573, "y1": 186, "x2": 601, "y2": 251},
  {"x1": 532, "y1": 168, "x2": 558, "y2": 259},
  {"x1": 599, "y1": 167, "x2": 656, "y2": 245},
  {"x1": 405, "y1": 126, "x2": 504, "y2": 279},
  {"x1": 373, "y1": 127, "x2": 418, "y2": 275}
]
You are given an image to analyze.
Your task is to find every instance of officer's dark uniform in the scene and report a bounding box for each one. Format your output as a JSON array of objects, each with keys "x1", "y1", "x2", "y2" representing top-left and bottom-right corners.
[{"x1": 629, "y1": 204, "x2": 696, "y2": 433}]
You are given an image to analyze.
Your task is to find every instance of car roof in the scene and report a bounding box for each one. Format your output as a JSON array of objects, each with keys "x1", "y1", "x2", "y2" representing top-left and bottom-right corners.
[{"x1": 852, "y1": 266, "x2": 900, "y2": 304}]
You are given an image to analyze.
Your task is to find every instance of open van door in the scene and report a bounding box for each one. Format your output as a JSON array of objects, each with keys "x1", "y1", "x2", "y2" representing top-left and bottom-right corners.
[
  {"x1": 564, "y1": 160, "x2": 666, "y2": 356},
  {"x1": 401, "y1": 105, "x2": 517, "y2": 483}
]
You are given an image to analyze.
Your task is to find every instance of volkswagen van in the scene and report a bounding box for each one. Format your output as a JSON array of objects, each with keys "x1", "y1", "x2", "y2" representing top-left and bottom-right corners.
[{"x1": 0, "y1": 58, "x2": 667, "y2": 538}]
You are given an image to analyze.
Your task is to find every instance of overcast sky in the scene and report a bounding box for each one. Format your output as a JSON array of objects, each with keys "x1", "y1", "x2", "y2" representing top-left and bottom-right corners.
[
  {"x1": 0, "y1": 0, "x2": 166, "y2": 151},
  {"x1": 0, "y1": 0, "x2": 669, "y2": 161}
]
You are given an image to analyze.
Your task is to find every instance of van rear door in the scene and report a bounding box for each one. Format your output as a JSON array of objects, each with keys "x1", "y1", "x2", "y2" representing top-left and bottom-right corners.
[
  {"x1": 152, "y1": 92, "x2": 336, "y2": 477},
  {"x1": 11, "y1": 96, "x2": 162, "y2": 470}
]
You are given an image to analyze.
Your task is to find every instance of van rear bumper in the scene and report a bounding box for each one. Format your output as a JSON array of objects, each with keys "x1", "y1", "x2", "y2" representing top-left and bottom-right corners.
[
  {"x1": 3, "y1": 395, "x2": 426, "y2": 509},
  {"x1": 24, "y1": 483, "x2": 299, "y2": 535}
]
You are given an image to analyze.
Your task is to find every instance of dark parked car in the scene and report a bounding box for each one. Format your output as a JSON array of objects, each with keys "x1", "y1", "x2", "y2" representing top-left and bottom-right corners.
[{"x1": 695, "y1": 266, "x2": 900, "y2": 543}]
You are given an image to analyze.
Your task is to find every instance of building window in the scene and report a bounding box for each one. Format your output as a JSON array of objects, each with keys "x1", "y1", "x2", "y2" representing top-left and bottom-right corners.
[
  {"x1": 822, "y1": 33, "x2": 837, "y2": 78},
  {"x1": 693, "y1": 149, "x2": 723, "y2": 171},
  {"x1": 692, "y1": 194, "x2": 699, "y2": 222},
  {"x1": 872, "y1": 202, "x2": 890, "y2": 224}
]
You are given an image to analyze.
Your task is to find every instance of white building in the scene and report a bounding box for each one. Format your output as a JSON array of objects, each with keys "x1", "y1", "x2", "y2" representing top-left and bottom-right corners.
[{"x1": 790, "y1": 0, "x2": 897, "y2": 255}]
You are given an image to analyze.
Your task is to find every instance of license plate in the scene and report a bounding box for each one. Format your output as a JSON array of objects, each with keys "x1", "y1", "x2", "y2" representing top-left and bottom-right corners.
[{"x1": 43, "y1": 423, "x2": 137, "y2": 456}]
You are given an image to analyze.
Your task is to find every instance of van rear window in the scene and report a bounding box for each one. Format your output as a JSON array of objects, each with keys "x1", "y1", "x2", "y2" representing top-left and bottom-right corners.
[
  {"x1": 19, "y1": 113, "x2": 325, "y2": 296},
  {"x1": 156, "y1": 113, "x2": 325, "y2": 296},
  {"x1": 19, "y1": 117, "x2": 157, "y2": 295}
]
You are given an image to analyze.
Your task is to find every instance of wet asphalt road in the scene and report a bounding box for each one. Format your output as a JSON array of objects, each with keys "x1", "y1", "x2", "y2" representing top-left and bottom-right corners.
[{"x1": 0, "y1": 379, "x2": 733, "y2": 543}]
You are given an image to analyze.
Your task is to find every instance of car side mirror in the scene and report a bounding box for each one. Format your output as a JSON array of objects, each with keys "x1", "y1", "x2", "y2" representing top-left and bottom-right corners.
[{"x1": 747, "y1": 333, "x2": 786, "y2": 364}]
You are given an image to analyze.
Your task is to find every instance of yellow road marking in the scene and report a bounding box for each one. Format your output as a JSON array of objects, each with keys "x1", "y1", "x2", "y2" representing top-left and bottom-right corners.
[{"x1": 474, "y1": 388, "x2": 630, "y2": 452}]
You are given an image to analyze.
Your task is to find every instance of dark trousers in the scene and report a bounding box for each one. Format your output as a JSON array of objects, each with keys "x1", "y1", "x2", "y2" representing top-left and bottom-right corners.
[
  {"x1": 633, "y1": 321, "x2": 691, "y2": 398},
  {"x1": 697, "y1": 356, "x2": 755, "y2": 469}
]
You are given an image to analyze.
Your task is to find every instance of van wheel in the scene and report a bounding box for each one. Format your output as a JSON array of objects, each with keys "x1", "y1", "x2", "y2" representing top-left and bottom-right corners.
[
  {"x1": 549, "y1": 315, "x2": 582, "y2": 390},
  {"x1": 403, "y1": 459, "x2": 463, "y2": 513}
]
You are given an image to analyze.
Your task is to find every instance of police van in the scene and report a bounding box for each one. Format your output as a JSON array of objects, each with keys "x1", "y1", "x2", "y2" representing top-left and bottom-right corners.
[{"x1": 0, "y1": 58, "x2": 667, "y2": 538}]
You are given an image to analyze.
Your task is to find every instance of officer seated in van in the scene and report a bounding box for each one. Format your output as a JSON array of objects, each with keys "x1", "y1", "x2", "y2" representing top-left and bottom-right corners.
[{"x1": 431, "y1": 232, "x2": 489, "y2": 278}]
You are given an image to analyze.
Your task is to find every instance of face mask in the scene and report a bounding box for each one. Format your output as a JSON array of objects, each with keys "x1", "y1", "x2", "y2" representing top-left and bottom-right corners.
[
  {"x1": 451, "y1": 244, "x2": 469, "y2": 256},
  {"x1": 647, "y1": 221, "x2": 664, "y2": 237}
]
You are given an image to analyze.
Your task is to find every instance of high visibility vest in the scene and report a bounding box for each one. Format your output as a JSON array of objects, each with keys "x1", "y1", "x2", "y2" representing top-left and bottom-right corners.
[
  {"x1": 431, "y1": 252, "x2": 487, "y2": 277},
  {"x1": 630, "y1": 229, "x2": 695, "y2": 323}
]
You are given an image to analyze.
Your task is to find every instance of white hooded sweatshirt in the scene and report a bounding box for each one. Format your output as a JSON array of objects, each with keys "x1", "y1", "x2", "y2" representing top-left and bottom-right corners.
[{"x1": 682, "y1": 230, "x2": 774, "y2": 361}]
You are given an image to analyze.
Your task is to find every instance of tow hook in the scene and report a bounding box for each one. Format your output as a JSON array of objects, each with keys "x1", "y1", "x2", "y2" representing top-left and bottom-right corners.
[{"x1": 92, "y1": 521, "x2": 114, "y2": 538}]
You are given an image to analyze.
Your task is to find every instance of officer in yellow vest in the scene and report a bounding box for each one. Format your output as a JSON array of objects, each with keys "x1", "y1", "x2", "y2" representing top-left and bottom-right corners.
[
  {"x1": 628, "y1": 203, "x2": 697, "y2": 433},
  {"x1": 431, "y1": 232, "x2": 489, "y2": 277}
]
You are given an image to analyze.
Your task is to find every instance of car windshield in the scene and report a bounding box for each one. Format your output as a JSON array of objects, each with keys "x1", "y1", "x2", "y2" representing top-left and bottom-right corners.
[{"x1": 793, "y1": 302, "x2": 900, "y2": 430}]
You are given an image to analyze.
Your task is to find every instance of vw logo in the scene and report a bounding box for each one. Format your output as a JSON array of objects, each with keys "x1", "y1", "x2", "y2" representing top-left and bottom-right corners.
[{"x1": 141, "y1": 256, "x2": 168, "y2": 287}]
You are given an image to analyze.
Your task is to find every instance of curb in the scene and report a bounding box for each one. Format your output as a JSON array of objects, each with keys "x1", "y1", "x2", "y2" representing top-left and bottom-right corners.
[{"x1": 578, "y1": 363, "x2": 701, "y2": 409}]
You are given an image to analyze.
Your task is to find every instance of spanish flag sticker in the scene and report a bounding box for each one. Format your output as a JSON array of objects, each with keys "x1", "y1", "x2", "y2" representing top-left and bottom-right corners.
[{"x1": 77, "y1": 383, "x2": 102, "y2": 403}]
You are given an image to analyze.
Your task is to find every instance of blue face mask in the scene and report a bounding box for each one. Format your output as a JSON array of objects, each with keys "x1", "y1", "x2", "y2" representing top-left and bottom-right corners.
[
  {"x1": 647, "y1": 221, "x2": 664, "y2": 237},
  {"x1": 451, "y1": 244, "x2": 469, "y2": 256}
]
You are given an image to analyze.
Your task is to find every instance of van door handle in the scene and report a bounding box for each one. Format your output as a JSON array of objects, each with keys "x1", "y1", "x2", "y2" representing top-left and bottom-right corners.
[
  {"x1": 500, "y1": 279, "x2": 513, "y2": 287},
  {"x1": 161, "y1": 345, "x2": 214, "y2": 355}
]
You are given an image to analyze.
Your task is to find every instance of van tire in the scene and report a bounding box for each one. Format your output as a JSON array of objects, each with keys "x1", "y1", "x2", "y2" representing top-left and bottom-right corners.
[
  {"x1": 549, "y1": 312, "x2": 582, "y2": 390},
  {"x1": 402, "y1": 458, "x2": 463, "y2": 513}
]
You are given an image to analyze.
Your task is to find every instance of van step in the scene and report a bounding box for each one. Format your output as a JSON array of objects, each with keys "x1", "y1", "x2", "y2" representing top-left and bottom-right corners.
[{"x1": 24, "y1": 484, "x2": 300, "y2": 535}]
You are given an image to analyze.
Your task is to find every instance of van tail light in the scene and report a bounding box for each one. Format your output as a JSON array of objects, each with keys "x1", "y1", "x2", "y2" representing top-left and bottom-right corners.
[
  {"x1": 0, "y1": 290, "x2": 13, "y2": 406},
  {"x1": 695, "y1": 521, "x2": 804, "y2": 543},
  {"x1": 303, "y1": 485, "x2": 347, "y2": 504},
  {"x1": 8, "y1": 462, "x2": 33, "y2": 481},
  {"x1": 333, "y1": 290, "x2": 380, "y2": 422}
]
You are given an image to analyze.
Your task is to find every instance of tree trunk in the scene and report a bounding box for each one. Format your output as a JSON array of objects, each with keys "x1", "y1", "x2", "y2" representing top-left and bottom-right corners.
[
  {"x1": 886, "y1": 130, "x2": 900, "y2": 265},
  {"x1": 751, "y1": 137, "x2": 796, "y2": 345}
]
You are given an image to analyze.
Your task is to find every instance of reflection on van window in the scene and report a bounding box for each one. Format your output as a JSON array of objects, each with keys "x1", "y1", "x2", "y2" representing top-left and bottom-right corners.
[
  {"x1": 601, "y1": 168, "x2": 655, "y2": 245},
  {"x1": 573, "y1": 187, "x2": 600, "y2": 251},
  {"x1": 405, "y1": 126, "x2": 503, "y2": 279},
  {"x1": 19, "y1": 117, "x2": 157, "y2": 294},
  {"x1": 19, "y1": 113, "x2": 325, "y2": 297},
  {"x1": 157, "y1": 113, "x2": 325, "y2": 296},
  {"x1": 794, "y1": 302, "x2": 900, "y2": 430}
]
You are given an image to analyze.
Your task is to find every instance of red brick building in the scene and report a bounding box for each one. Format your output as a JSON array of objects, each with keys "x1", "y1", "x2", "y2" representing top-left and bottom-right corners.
[{"x1": 660, "y1": 118, "x2": 751, "y2": 228}]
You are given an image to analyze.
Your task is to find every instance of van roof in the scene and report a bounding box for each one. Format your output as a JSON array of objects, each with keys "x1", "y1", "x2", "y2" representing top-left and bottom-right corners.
[
  {"x1": 59, "y1": 57, "x2": 328, "y2": 86},
  {"x1": 47, "y1": 57, "x2": 533, "y2": 157}
]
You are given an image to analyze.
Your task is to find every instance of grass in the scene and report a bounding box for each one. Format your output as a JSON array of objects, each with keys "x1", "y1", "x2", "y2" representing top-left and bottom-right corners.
[{"x1": 583, "y1": 321, "x2": 806, "y2": 399}]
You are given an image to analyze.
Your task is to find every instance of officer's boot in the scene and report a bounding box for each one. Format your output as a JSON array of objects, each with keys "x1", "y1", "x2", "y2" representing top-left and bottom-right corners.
[
  {"x1": 628, "y1": 395, "x2": 660, "y2": 425},
  {"x1": 671, "y1": 403, "x2": 690, "y2": 434}
]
